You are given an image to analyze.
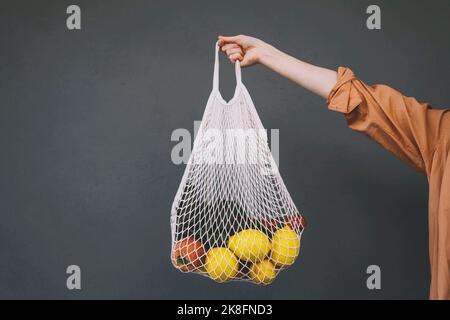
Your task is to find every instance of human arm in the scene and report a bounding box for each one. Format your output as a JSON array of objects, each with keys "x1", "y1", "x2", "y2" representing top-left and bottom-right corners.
[
  {"x1": 218, "y1": 34, "x2": 450, "y2": 174},
  {"x1": 218, "y1": 35, "x2": 337, "y2": 99}
]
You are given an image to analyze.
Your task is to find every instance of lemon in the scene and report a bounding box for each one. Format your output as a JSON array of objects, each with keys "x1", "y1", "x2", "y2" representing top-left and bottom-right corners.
[
  {"x1": 228, "y1": 229, "x2": 271, "y2": 262},
  {"x1": 249, "y1": 260, "x2": 277, "y2": 285},
  {"x1": 271, "y1": 225, "x2": 300, "y2": 267},
  {"x1": 205, "y1": 247, "x2": 239, "y2": 282}
]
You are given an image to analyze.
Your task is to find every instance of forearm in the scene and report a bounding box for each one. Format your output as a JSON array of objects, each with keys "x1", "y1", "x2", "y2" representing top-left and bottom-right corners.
[{"x1": 259, "y1": 46, "x2": 337, "y2": 99}]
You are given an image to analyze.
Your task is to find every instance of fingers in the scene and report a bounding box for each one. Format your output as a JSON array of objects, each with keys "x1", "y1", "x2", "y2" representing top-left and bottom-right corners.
[
  {"x1": 228, "y1": 53, "x2": 243, "y2": 63},
  {"x1": 218, "y1": 34, "x2": 260, "y2": 67},
  {"x1": 223, "y1": 46, "x2": 243, "y2": 57},
  {"x1": 217, "y1": 34, "x2": 244, "y2": 47},
  {"x1": 221, "y1": 43, "x2": 239, "y2": 52},
  {"x1": 219, "y1": 42, "x2": 244, "y2": 63},
  {"x1": 227, "y1": 49, "x2": 243, "y2": 63}
]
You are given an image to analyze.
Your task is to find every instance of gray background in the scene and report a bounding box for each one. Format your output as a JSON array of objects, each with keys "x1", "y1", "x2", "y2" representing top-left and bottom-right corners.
[{"x1": 0, "y1": 0, "x2": 449, "y2": 299}]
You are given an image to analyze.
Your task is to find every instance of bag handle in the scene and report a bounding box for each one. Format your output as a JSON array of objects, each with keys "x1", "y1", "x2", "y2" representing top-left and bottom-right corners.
[{"x1": 213, "y1": 42, "x2": 242, "y2": 91}]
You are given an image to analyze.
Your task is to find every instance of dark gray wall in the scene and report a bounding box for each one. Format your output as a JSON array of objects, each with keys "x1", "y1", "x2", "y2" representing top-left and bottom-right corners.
[{"x1": 1, "y1": 0, "x2": 449, "y2": 299}]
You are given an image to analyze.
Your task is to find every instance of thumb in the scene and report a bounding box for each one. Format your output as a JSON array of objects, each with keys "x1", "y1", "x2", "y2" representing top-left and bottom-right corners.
[{"x1": 218, "y1": 35, "x2": 243, "y2": 46}]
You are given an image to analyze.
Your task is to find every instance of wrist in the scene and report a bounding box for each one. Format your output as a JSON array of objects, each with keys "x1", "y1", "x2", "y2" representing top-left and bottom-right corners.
[{"x1": 258, "y1": 44, "x2": 283, "y2": 67}]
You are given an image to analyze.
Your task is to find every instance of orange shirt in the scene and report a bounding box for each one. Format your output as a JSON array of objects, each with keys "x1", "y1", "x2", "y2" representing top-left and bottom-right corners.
[{"x1": 327, "y1": 67, "x2": 450, "y2": 300}]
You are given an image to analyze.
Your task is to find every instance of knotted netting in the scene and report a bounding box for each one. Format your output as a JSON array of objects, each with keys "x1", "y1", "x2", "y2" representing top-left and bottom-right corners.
[{"x1": 170, "y1": 43, "x2": 306, "y2": 284}]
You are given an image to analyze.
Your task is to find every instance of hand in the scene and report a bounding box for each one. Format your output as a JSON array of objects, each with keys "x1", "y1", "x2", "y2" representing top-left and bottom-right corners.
[{"x1": 217, "y1": 34, "x2": 277, "y2": 67}]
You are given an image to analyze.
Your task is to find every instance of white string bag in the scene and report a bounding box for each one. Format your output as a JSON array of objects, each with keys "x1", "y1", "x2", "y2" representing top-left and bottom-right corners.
[{"x1": 170, "y1": 43, "x2": 306, "y2": 285}]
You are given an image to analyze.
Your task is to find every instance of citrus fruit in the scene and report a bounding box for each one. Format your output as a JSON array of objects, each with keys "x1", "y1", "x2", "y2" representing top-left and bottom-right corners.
[
  {"x1": 205, "y1": 247, "x2": 239, "y2": 282},
  {"x1": 271, "y1": 225, "x2": 300, "y2": 267},
  {"x1": 228, "y1": 229, "x2": 271, "y2": 262},
  {"x1": 249, "y1": 260, "x2": 277, "y2": 285}
]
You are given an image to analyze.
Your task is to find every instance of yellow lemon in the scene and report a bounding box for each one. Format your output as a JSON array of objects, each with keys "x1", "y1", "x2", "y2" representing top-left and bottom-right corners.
[
  {"x1": 249, "y1": 260, "x2": 277, "y2": 285},
  {"x1": 228, "y1": 229, "x2": 271, "y2": 262},
  {"x1": 271, "y1": 225, "x2": 300, "y2": 267},
  {"x1": 205, "y1": 247, "x2": 238, "y2": 282}
]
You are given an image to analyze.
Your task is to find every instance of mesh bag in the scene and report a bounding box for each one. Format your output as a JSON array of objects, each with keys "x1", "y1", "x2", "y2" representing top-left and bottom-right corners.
[{"x1": 170, "y1": 43, "x2": 306, "y2": 285}]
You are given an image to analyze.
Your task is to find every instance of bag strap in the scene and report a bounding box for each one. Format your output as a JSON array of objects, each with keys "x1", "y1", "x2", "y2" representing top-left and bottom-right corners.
[{"x1": 213, "y1": 42, "x2": 242, "y2": 91}]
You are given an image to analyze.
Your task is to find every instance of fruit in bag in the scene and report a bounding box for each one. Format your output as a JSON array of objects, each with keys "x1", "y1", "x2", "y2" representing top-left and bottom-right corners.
[
  {"x1": 172, "y1": 237, "x2": 205, "y2": 272},
  {"x1": 228, "y1": 229, "x2": 271, "y2": 262},
  {"x1": 205, "y1": 247, "x2": 239, "y2": 282},
  {"x1": 170, "y1": 43, "x2": 305, "y2": 284},
  {"x1": 286, "y1": 214, "x2": 307, "y2": 231},
  {"x1": 271, "y1": 226, "x2": 300, "y2": 267},
  {"x1": 249, "y1": 260, "x2": 277, "y2": 285}
]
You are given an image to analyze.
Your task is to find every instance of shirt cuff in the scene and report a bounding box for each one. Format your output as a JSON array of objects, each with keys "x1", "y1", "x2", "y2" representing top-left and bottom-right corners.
[{"x1": 326, "y1": 67, "x2": 363, "y2": 114}]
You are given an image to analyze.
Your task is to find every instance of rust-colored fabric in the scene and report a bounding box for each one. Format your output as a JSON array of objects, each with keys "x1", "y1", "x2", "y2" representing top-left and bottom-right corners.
[{"x1": 327, "y1": 67, "x2": 450, "y2": 299}]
